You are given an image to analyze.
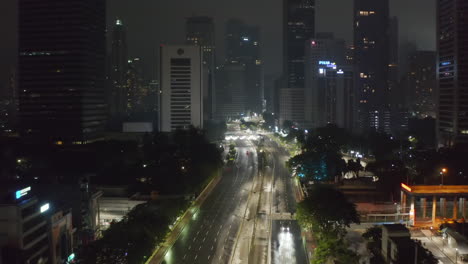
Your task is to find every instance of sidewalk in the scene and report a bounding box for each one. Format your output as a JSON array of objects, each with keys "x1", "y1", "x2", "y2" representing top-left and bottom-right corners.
[{"x1": 412, "y1": 229, "x2": 466, "y2": 264}]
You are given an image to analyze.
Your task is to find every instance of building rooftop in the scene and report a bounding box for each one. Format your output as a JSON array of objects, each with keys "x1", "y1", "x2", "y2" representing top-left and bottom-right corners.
[{"x1": 401, "y1": 183, "x2": 468, "y2": 195}]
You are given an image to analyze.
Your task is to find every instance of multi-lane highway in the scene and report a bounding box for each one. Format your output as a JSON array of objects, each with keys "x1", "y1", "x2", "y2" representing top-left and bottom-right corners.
[
  {"x1": 157, "y1": 128, "x2": 307, "y2": 264},
  {"x1": 161, "y1": 136, "x2": 257, "y2": 264}
]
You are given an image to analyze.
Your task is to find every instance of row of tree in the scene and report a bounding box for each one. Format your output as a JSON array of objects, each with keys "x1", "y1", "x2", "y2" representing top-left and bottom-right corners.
[
  {"x1": 77, "y1": 199, "x2": 188, "y2": 264},
  {"x1": 296, "y1": 184, "x2": 360, "y2": 264}
]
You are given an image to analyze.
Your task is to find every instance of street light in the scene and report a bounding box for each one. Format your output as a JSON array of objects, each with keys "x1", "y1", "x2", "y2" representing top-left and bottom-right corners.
[
  {"x1": 430, "y1": 226, "x2": 433, "y2": 240},
  {"x1": 455, "y1": 248, "x2": 458, "y2": 264},
  {"x1": 440, "y1": 168, "x2": 447, "y2": 185}
]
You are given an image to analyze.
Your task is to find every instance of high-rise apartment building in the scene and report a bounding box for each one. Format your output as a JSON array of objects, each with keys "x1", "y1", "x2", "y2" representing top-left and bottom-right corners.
[
  {"x1": 110, "y1": 19, "x2": 128, "y2": 123},
  {"x1": 437, "y1": 0, "x2": 468, "y2": 146},
  {"x1": 186, "y1": 16, "x2": 216, "y2": 120},
  {"x1": 283, "y1": 0, "x2": 315, "y2": 88},
  {"x1": 354, "y1": 0, "x2": 391, "y2": 133},
  {"x1": 18, "y1": 0, "x2": 106, "y2": 145},
  {"x1": 159, "y1": 45, "x2": 203, "y2": 132}
]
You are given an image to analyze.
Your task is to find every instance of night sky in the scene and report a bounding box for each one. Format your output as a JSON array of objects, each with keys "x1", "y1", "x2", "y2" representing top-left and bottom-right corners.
[{"x1": 0, "y1": 0, "x2": 435, "y2": 93}]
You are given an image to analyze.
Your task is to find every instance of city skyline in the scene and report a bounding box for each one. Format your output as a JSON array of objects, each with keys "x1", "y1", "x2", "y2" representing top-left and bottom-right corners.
[{"x1": 0, "y1": 0, "x2": 436, "y2": 92}]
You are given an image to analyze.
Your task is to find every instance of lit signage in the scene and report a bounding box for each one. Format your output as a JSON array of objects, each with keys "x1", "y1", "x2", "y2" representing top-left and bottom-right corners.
[
  {"x1": 67, "y1": 253, "x2": 75, "y2": 263},
  {"x1": 15, "y1": 187, "x2": 31, "y2": 199},
  {"x1": 318, "y1": 68, "x2": 325, "y2": 74},
  {"x1": 318, "y1": 61, "x2": 331, "y2": 65},
  {"x1": 440, "y1": 61, "x2": 451, "y2": 66},
  {"x1": 40, "y1": 203, "x2": 50, "y2": 213},
  {"x1": 242, "y1": 37, "x2": 249, "y2": 41},
  {"x1": 401, "y1": 183, "x2": 412, "y2": 192},
  {"x1": 337, "y1": 69, "x2": 344, "y2": 74}
]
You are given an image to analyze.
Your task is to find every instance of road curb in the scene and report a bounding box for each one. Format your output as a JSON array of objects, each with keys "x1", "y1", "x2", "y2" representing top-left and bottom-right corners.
[{"x1": 146, "y1": 169, "x2": 222, "y2": 264}]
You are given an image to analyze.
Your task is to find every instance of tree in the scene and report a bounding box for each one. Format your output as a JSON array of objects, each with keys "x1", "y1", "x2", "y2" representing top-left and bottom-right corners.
[{"x1": 297, "y1": 184, "x2": 360, "y2": 236}]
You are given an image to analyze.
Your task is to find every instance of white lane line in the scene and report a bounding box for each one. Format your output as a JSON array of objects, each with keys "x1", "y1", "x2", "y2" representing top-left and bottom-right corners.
[
  {"x1": 193, "y1": 237, "x2": 196, "y2": 242},
  {"x1": 183, "y1": 254, "x2": 186, "y2": 259},
  {"x1": 203, "y1": 237, "x2": 206, "y2": 242},
  {"x1": 208, "y1": 255, "x2": 211, "y2": 260},
  {"x1": 195, "y1": 254, "x2": 198, "y2": 260},
  {"x1": 219, "y1": 254, "x2": 222, "y2": 260},
  {"x1": 211, "y1": 245, "x2": 214, "y2": 250},
  {"x1": 189, "y1": 245, "x2": 191, "y2": 250},
  {"x1": 199, "y1": 245, "x2": 202, "y2": 250}
]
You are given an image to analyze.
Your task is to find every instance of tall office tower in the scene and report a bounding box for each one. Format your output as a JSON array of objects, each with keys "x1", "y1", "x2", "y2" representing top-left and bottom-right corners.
[
  {"x1": 110, "y1": 19, "x2": 128, "y2": 124},
  {"x1": 315, "y1": 66, "x2": 356, "y2": 131},
  {"x1": 186, "y1": 16, "x2": 216, "y2": 120},
  {"x1": 225, "y1": 19, "x2": 263, "y2": 114},
  {"x1": 437, "y1": 0, "x2": 468, "y2": 146},
  {"x1": 160, "y1": 45, "x2": 203, "y2": 132},
  {"x1": 304, "y1": 33, "x2": 348, "y2": 129},
  {"x1": 215, "y1": 63, "x2": 248, "y2": 120},
  {"x1": 283, "y1": 0, "x2": 315, "y2": 88},
  {"x1": 406, "y1": 51, "x2": 437, "y2": 117},
  {"x1": 18, "y1": 0, "x2": 106, "y2": 145},
  {"x1": 354, "y1": 0, "x2": 391, "y2": 133},
  {"x1": 388, "y1": 17, "x2": 399, "y2": 102},
  {"x1": 279, "y1": 88, "x2": 306, "y2": 128},
  {"x1": 126, "y1": 58, "x2": 145, "y2": 117}
]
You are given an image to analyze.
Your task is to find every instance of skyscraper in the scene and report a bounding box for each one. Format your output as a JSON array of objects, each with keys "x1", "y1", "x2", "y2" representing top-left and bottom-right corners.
[
  {"x1": 354, "y1": 0, "x2": 390, "y2": 133},
  {"x1": 159, "y1": 45, "x2": 203, "y2": 132},
  {"x1": 186, "y1": 16, "x2": 216, "y2": 120},
  {"x1": 305, "y1": 34, "x2": 356, "y2": 131},
  {"x1": 225, "y1": 19, "x2": 263, "y2": 114},
  {"x1": 437, "y1": 0, "x2": 468, "y2": 146},
  {"x1": 283, "y1": 0, "x2": 315, "y2": 88},
  {"x1": 18, "y1": 0, "x2": 106, "y2": 145},
  {"x1": 110, "y1": 19, "x2": 128, "y2": 124}
]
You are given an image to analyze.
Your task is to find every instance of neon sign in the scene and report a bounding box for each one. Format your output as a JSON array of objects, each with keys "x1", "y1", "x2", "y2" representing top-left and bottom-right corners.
[
  {"x1": 40, "y1": 203, "x2": 50, "y2": 213},
  {"x1": 15, "y1": 187, "x2": 31, "y2": 199},
  {"x1": 318, "y1": 61, "x2": 331, "y2": 65}
]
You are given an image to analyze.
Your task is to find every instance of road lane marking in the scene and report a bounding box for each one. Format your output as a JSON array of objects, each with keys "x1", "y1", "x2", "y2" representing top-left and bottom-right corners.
[
  {"x1": 199, "y1": 245, "x2": 202, "y2": 250},
  {"x1": 195, "y1": 254, "x2": 198, "y2": 260},
  {"x1": 183, "y1": 254, "x2": 186, "y2": 259},
  {"x1": 208, "y1": 255, "x2": 211, "y2": 260}
]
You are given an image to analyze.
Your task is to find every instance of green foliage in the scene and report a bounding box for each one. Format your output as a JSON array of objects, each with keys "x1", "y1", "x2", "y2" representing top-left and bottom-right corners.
[
  {"x1": 296, "y1": 185, "x2": 359, "y2": 263},
  {"x1": 288, "y1": 124, "x2": 348, "y2": 181},
  {"x1": 297, "y1": 185, "x2": 359, "y2": 235},
  {"x1": 362, "y1": 226, "x2": 384, "y2": 264},
  {"x1": 77, "y1": 200, "x2": 188, "y2": 264},
  {"x1": 312, "y1": 236, "x2": 360, "y2": 264}
]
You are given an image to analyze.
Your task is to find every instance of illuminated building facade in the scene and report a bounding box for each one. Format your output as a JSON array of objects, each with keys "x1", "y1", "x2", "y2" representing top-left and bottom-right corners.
[
  {"x1": 225, "y1": 19, "x2": 263, "y2": 114},
  {"x1": 283, "y1": 0, "x2": 315, "y2": 89},
  {"x1": 160, "y1": 45, "x2": 203, "y2": 132},
  {"x1": 437, "y1": 0, "x2": 468, "y2": 146},
  {"x1": 354, "y1": 0, "x2": 391, "y2": 133},
  {"x1": 0, "y1": 187, "x2": 51, "y2": 263},
  {"x1": 18, "y1": 0, "x2": 106, "y2": 144},
  {"x1": 186, "y1": 16, "x2": 216, "y2": 120},
  {"x1": 110, "y1": 19, "x2": 128, "y2": 124}
]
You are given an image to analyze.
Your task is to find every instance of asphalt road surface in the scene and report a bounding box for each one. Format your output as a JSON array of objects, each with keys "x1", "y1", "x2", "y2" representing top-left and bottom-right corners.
[
  {"x1": 271, "y1": 220, "x2": 307, "y2": 264},
  {"x1": 162, "y1": 137, "x2": 257, "y2": 264}
]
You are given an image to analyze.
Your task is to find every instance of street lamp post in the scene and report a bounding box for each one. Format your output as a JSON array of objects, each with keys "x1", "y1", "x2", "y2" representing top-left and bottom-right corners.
[
  {"x1": 440, "y1": 168, "x2": 447, "y2": 185},
  {"x1": 430, "y1": 226, "x2": 433, "y2": 240},
  {"x1": 455, "y1": 248, "x2": 458, "y2": 264}
]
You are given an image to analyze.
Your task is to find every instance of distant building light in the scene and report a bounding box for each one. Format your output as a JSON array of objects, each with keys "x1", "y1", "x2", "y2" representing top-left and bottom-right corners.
[
  {"x1": 40, "y1": 203, "x2": 50, "y2": 213},
  {"x1": 311, "y1": 40, "x2": 316, "y2": 46},
  {"x1": 67, "y1": 253, "x2": 75, "y2": 262},
  {"x1": 15, "y1": 187, "x2": 31, "y2": 199},
  {"x1": 440, "y1": 61, "x2": 451, "y2": 66},
  {"x1": 242, "y1": 37, "x2": 249, "y2": 41},
  {"x1": 116, "y1": 19, "x2": 122, "y2": 26},
  {"x1": 319, "y1": 68, "x2": 325, "y2": 74},
  {"x1": 337, "y1": 69, "x2": 344, "y2": 74}
]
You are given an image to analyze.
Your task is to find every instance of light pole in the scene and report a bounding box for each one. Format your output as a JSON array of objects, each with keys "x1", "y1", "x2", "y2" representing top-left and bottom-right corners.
[
  {"x1": 455, "y1": 248, "x2": 458, "y2": 264},
  {"x1": 440, "y1": 168, "x2": 447, "y2": 185},
  {"x1": 430, "y1": 226, "x2": 433, "y2": 240}
]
